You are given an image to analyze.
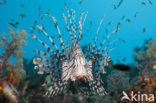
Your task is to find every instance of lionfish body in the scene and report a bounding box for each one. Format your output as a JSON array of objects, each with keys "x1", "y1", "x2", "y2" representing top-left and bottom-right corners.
[
  {"x1": 62, "y1": 44, "x2": 93, "y2": 81},
  {"x1": 32, "y1": 7, "x2": 119, "y2": 97}
]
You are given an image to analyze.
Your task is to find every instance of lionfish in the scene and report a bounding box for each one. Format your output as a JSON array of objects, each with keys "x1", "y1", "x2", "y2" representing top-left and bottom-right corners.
[{"x1": 32, "y1": 7, "x2": 120, "y2": 98}]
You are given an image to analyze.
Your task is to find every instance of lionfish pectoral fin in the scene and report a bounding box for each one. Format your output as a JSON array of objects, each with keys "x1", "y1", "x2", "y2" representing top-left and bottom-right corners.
[
  {"x1": 33, "y1": 57, "x2": 43, "y2": 71},
  {"x1": 61, "y1": 60, "x2": 70, "y2": 80},
  {"x1": 79, "y1": 86, "x2": 90, "y2": 97},
  {"x1": 88, "y1": 80, "x2": 107, "y2": 96},
  {"x1": 33, "y1": 58, "x2": 42, "y2": 64},
  {"x1": 66, "y1": 48, "x2": 69, "y2": 58},
  {"x1": 88, "y1": 60, "x2": 92, "y2": 68},
  {"x1": 45, "y1": 80, "x2": 69, "y2": 98}
]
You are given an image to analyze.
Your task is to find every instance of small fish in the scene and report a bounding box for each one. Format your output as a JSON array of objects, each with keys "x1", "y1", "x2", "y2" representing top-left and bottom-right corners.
[
  {"x1": 122, "y1": 40, "x2": 126, "y2": 43},
  {"x1": 64, "y1": 2, "x2": 67, "y2": 10},
  {"x1": 20, "y1": 14, "x2": 25, "y2": 18},
  {"x1": 4, "y1": 0, "x2": 6, "y2": 4},
  {"x1": 41, "y1": 17, "x2": 44, "y2": 20},
  {"x1": 112, "y1": 0, "x2": 123, "y2": 10},
  {"x1": 30, "y1": 26, "x2": 35, "y2": 30},
  {"x1": 51, "y1": 35, "x2": 56, "y2": 39},
  {"x1": 34, "y1": 20, "x2": 37, "y2": 26},
  {"x1": 126, "y1": 19, "x2": 131, "y2": 22},
  {"x1": 0, "y1": 3, "x2": 2, "y2": 5},
  {"x1": 117, "y1": 0, "x2": 123, "y2": 8},
  {"x1": 121, "y1": 16, "x2": 125, "y2": 20},
  {"x1": 38, "y1": 13, "x2": 41, "y2": 17},
  {"x1": 30, "y1": 31, "x2": 34, "y2": 33},
  {"x1": 15, "y1": 22, "x2": 19, "y2": 25},
  {"x1": 8, "y1": 23, "x2": 16, "y2": 28},
  {"x1": 11, "y1": 19, "x2": 15, "y2": 21},
  {"x1": 109, "y1": 64, "x2": 130, "y2": 71},
  {"x1": 147, "y1": 0, "x2": 152, "y2": 5},
  {"x1": 107, "y1": 21, "x2": 111, "y2": 26},
  {"x1": 20, "y1": 4, "x2": 24, "y2": 7},
  {"x1": 89, "y1": 21, "x2": 92, "y2": 27},
  {"x1": 79, "y1": 0, "x2": 84, "y2": 5},
  {"x1": 122, "y1": 57, "x2": 126, "y2": 61},
  {"x1": 134, "y1": 12, "x2": 138, "y2": 18},
  {"x1": 112, "y1": 5, "x2": 117, "y2": 9},
  {"x1": 141, "y1": 2, "x2": 146, "y2": 6},
  {"x1": 105, "y1": 29, "x2": 108, "y2": 34},
  {"x1": 143, "y1": 27, "x2": 146, "y2": 33},
  {"x1": 38, "y1": 6, "x2": 41, "y2": 11},
  {"x1": 44, "y1": 12, "x2": 50, "y2": 15}
]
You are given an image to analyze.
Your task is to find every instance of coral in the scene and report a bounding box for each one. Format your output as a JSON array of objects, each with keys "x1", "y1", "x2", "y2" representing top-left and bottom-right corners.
[
  {"x1": 129, "y1": 77, "x2": 156, "y2": 103},
  {"x1": 0, "y1": 28, "x2": 27, "y2": 85},
  {"x1": 106, "y1": 70, "x2": 131, "y2": 103},
  {"x1": 128, "y1": 39, "x2": 156, "y2": 103},
  {"x1": 0, "y1": 28, "x2": 27, "y2": 103},
  {"x1": 133, "y1": 39, "x2": 156, "y2": 79}
]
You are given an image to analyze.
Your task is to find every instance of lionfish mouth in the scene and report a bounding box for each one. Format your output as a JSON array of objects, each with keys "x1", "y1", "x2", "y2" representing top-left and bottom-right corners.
[{"x1": 73, "y1": 75, "x2": 88, "y2": 81}]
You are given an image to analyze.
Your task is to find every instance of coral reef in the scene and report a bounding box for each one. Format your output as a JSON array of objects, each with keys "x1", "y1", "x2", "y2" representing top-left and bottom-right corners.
[
  {"x1": 128, "y1": 39, "x2": 156, "y2": 103},
  {"x1": 0, "y1": 32, "x2": 156, "y2": 103}
]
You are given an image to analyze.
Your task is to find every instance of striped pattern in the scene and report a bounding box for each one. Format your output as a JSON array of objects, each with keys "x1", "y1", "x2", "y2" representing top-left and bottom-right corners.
[
  {"x1": 31, "y1": 35, "x2": 54, "y2": 54},
  {"x1": 32, "y1": 7, "x2": 120, "y2": 98},
  {"x1": 37, "y1": 25, "x2": 60, "y2": 53},
  {"x1": 63, "y1": 13, "x2": 74, "y2": 42},
  {"x1": 76, "y1": 12, "x2": 85, "y2": 45},
  {"x1": 96, "y1": 23, "x2": 120, "y2": 54},
  {"x1": 51, "y1": 16, "x2": 66, "y2": 53},
  {"x1": 89, "y1": 80, "x2": 107, "y2": 96},
  {"x1": 92, "y1": 15, "x2": 105, "y2": 51},
  {"x1": 71, "y1": 9, "x2": 77, "y2": 40}
]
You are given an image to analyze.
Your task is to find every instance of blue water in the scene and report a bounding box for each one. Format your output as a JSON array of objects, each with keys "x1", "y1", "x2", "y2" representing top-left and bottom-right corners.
[{"x1": 0, "y1": 0, "x2": 156, "y2": 64}]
